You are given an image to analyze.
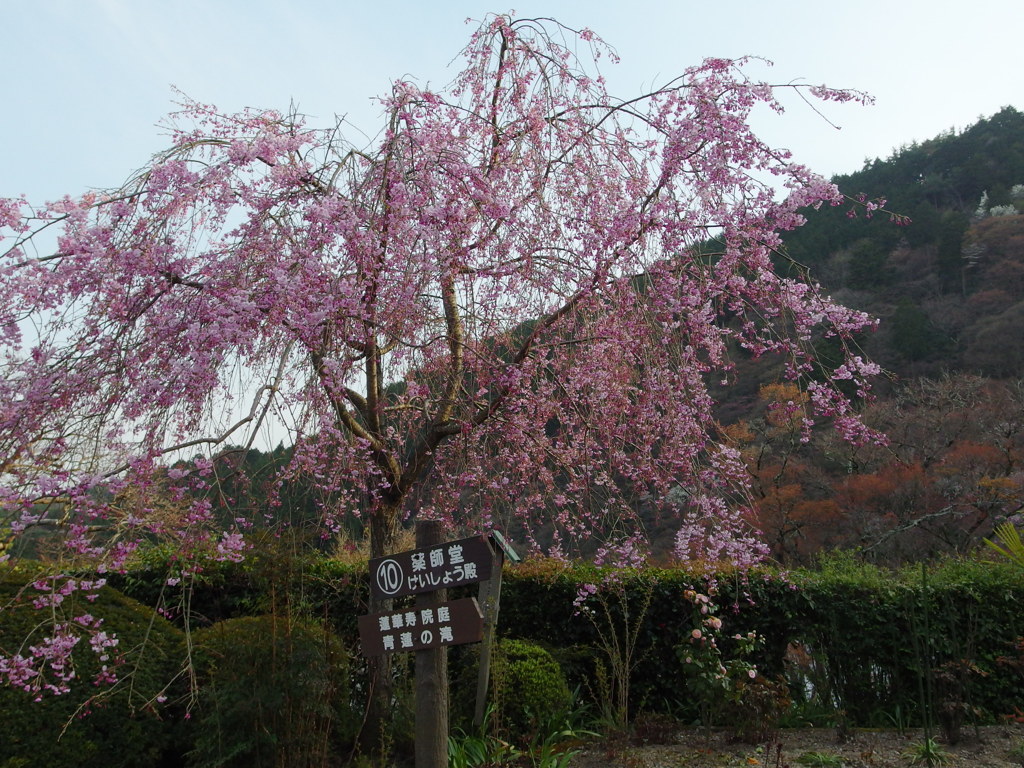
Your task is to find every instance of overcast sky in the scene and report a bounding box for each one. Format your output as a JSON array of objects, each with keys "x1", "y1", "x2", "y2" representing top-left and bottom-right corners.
[{"x1": 2, "y1": 1, "x2": 1021, "y2": 204}]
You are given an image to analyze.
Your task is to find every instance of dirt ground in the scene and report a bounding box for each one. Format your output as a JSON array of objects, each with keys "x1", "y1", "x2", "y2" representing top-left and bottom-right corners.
[{"x1": 569, "y1": 723, "x2": 1024, "y2": 767}]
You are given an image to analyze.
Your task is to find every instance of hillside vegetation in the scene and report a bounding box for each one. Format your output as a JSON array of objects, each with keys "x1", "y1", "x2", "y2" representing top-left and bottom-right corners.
[
  {"x1": 785, "y1": 105, "x2": 1024, "y2": 379},
  {"x1": 728, "y1": 106, "x2": 1024, "y2": 563}
]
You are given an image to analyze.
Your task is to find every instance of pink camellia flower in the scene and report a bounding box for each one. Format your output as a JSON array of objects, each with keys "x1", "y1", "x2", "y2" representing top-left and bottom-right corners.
[
  {"x1": 691, "y1": 629, "x2": 702, "y2": 640},
  {"x1": 748, "y1": 669, "x2": 757, "y2": 679}
]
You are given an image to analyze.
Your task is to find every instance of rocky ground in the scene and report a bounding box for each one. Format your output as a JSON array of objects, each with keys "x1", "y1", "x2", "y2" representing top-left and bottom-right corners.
[{"x1": 569, "y1": 723, "x2": 1024, "y2": 767}]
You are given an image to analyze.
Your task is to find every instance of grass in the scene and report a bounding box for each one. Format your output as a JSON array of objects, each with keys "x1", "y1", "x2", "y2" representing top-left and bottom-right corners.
[
  {"x1": 1008, "y1": 738, "x2": 1024, "y2": 767},
  {"x1": 795, "y1": 750, "x2": 845, "y2": 767},
  {"x1": 902, "y1": 736, "x2": 950, "y2": 766}
]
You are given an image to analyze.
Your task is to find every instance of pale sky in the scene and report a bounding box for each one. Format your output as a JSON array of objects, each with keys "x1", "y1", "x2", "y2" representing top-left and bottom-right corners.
[{"x1": 2, "y1": 1, "x2": 1021, "y2": 204}]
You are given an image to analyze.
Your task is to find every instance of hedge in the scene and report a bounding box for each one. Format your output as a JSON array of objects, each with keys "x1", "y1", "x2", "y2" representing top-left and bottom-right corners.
[
  {"x1": 105, "y1": 547, "x2": 1024, "y2": 727},
  {"x1": 0, "y1": 569, "x2": 186, "y2": 768},
  {"x1": 498, "y1": 554, "x2": 1024, "y2": 725}
]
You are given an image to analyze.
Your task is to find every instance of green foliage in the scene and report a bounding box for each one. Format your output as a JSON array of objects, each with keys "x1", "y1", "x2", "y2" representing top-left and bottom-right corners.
[
  {"x1": 795, "y1": 751, "x2": 845, "y2": 768},
  {"x1": 889, "y1": 300, "x2": 951, "y2": 362},
  {"x1": 495, "y1": 639, "x2": 573, "y2": 744},
  {"x1": 845, "y1": 238, "x2": 892, "y2": 290},
  {"x1": 459, "y1": 638, "x2": 573, "y2": 747},
  {"x1": 110, "y1": 552, "x2": 1024, "y2": 731},
  {"x1": 792, "y1": 107, "x2": 1024, "y2": 261},
  {"x1": 902, "y1": 736, "x2": 950, "y2": 766},
  {"x1": 985, "y1": 522, "x2": 1024, "y2": 569},
  {"x1": 0, "y1": 575, "x2": 184, "y2": 768},
  {"x1": 525, "y1": 721, "x2": 590, "y2": 768},
  {"x1": 471, "y1": 557, "x2": 1024, "y2": 726},
  {"x1": 448, "y1": 728, "x2": 521, "y2": 768},
  {"x1": 792, "y1": 555, "x2": 1024, "y2": 726},
  {"x1": 448, "y1": 700, "x2": 591, "y2": 768},
  {"x1": 115, "y1": 537, "x2": 368, "y2": 638},
  {"x1": 775, "y1": 106, "x2": 1024, "y2": 378},
  {"x1": 187, "y1": 614, "x2": 355, "y2": 768}
]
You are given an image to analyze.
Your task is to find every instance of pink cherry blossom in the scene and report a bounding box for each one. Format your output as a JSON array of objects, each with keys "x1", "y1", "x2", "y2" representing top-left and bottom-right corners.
[{"x1": 0, "y1": 14, "x2": 884, "y2": 696}]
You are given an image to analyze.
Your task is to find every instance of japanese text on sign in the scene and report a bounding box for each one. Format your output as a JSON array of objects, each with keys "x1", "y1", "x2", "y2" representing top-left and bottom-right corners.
[
  {"x1": 357, "y1": 597, "x2": 484, "y2": 656},
  {"x1": 369, "y1": 535, "x2": 493, "y2": 599}
]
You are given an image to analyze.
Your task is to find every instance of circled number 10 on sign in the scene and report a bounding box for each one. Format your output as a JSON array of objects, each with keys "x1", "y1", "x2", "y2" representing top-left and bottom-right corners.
[{"x1": 375, "y1": 558, "x2": 404, "y2": 596}]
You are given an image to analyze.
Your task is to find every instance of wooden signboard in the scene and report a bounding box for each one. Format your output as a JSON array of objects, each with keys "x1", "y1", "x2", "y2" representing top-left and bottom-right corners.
[
  {"x1": 368, "y1": 534, "x2": 494, "y2": 599},
  {"x1": 357, "y1": 597, "x2": 484, "y2": 657},
  {"x1": 354, "y1": 525, "x2": 518, "y2": 768}
]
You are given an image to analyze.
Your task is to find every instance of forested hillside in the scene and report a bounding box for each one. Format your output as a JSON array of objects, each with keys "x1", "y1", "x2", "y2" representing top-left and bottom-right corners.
[
  {"x1": 727, "y1": 106, "x2": 1024, "y2": 564},
  {"x1": 784, "y1": 105, "x2": 1024, "y2": 379}
]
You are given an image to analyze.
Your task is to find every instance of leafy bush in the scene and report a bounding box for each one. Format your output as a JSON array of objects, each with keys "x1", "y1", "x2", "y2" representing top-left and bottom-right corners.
[
  {"x1": 187, "y1": 614, "x2": 355, "y2": 768},
  {"x1": 0, "y1": 573, "x2": 184, "y2": 767},
  {"x1": 723, "y1": 675, "x2": 792, "y2": 742},
  {"x1": 116, "y1": 538, "x2": 368, "y2": 639},
  {"x1": 455, "y1": 638, "x2": 572, "y2": 746}
]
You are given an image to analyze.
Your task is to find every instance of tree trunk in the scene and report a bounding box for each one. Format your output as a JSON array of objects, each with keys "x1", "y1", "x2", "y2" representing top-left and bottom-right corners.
[
  {"x1": 369, "y1": 503, "x2": 401, "y2": 561},
  {"x1": 359, "y1": 502, "x2": 403, "y2": 758}
]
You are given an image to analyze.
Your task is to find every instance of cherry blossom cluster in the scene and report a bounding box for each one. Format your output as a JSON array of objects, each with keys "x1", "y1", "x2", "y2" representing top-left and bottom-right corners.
[{"x1": 0, "y1": 604, "x2": 121, "y2": 699}]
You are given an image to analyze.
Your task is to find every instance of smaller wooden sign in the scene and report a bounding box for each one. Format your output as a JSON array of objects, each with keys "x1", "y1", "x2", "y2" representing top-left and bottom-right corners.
[{"x1": 357, "y1": 597, "x2": 484, "y2": 657}]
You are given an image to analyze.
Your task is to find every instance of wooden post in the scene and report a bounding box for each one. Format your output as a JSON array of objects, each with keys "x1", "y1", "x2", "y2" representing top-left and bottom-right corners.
[
  {"x1": 473, "y1": 538, "x2": 504, "y2": 728},
  {"x1": 415, "y1": 520, "x2": 449, "y2": 768}
]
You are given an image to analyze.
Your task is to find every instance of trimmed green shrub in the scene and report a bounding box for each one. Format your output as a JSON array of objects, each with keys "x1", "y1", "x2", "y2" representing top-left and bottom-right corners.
[
  {"x1": 455, "y1": 638, "x2": 572, "y2": 746},
  {"x1": 0, "y1": 572, "x2": 184, "y2": 768},
  {"x1": 187, "y1": 614, "x2": 355, "y2": 768},
  {"x1": 115, "y1": 537, "x2": 368, "y2": 639}
]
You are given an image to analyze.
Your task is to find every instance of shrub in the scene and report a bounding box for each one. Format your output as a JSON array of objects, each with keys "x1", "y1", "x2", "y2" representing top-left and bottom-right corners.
[
  {"x1": 455, "y1": 638, "x2": 572, "y2": 746},
  {"x1": 722, "y1": 674, "x2": 792, "y2": 742},
  {"x1": 492, "y1": 639, "x2": 573, "y2": 744},
  {"x1": 187, "y1": 614, "x2": 355, "y2": 768},
  {"x1": 0, "y1": 573, "x2": 184, "y2": 767}
]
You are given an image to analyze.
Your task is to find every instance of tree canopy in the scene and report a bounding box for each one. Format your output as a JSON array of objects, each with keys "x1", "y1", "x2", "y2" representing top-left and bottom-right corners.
[{"x1": 0, "y1": 15, "x2": 883, "y2": 583}]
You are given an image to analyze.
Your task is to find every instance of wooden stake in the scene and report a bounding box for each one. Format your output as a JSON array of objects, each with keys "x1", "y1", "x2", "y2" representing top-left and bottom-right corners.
[
  {"x1": 415, "y1": 520, "x2": 449, "y2": 768},
  {"x1": 474, "y1": 538, "x2": 504, "y2": 728}
]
